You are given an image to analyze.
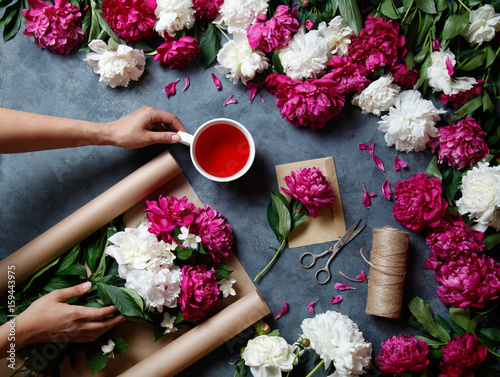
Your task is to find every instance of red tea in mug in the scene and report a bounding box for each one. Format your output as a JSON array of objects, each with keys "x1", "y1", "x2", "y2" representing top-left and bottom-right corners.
[{"x1": 194, "y1": 123, "x2": 250, "y2": 178}]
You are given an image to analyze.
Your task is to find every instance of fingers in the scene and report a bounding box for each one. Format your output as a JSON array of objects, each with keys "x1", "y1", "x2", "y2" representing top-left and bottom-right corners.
[
  {"x1": 65, "y1": 315, "x2": 126, "y2": 343},
  {"x1": 141, "y1": 105, "x2": 187, "y2": 133},
  {"x1": 50, "y1": 281, "x2": 92, "y2": 302},
  {"x1": 74, "y1": 304, "x2": 119, "y2": 321}
]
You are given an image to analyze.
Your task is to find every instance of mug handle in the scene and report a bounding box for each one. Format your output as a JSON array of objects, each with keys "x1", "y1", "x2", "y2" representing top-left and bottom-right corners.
[{"x1": 177, "y1": 131, "x2": 194, "y2": 147}]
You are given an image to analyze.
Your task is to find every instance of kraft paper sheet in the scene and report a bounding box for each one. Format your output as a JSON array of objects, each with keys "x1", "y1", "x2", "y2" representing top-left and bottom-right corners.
[
  {"x1": 0, "y1": 150, "x2": 269, "y2": 377},
  {"x1": 275, "y1": 157, "x2": 346, "y2": 248}
]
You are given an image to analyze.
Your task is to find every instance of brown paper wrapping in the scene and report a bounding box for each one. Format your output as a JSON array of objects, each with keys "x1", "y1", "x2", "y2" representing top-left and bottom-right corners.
[
  {"x1": 0, "y1": 150, "x2": 269, "y2": 376},
  {"x1": 275, "y1": 157, "x2": 346, "y2": 248}
]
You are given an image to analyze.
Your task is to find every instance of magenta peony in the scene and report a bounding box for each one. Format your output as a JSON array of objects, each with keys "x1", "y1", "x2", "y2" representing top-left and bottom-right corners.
[
  {"x1": 179, "y1": 264, "x2": 220, "y2": 321},
  {"x1": 438, "y1": 332, "x2": 487, "y2": 377},
  {"x1": 145, "y1": 195, "x2": 197, "y2": 243},
  {"x1": 439, "y1": 81, "x2": 483, "y2": 108},
  {"x1": 274, "y1": 76, "x2": 345, "y2": 129},
  {"x1": 328, "y1": 56, "x2": 370, "y2": 93},
  {"x1": 192, "y1": 205, "x2": 234, "y2": 264},
  {"x1": 193, "y1": 0, "x2": 223, "y2": 20},
  {"x1": 427, "y1": 117, "x2": 489, "y2": 170},
  {"x1": 376, "y1": 335, "x2": 429, "y2": 373},
  {"x1": 281, "y1": 167, "x2": 335, "y2": 218},
  {"x1": 262, "y1": 73, "x2": 291, "y2": 95},
  {"x1": 391, "y1": 62, "x2": 418, "y2": 90},
  {"x1": 22, "y1": 0, "x2": 84, "y2": 55},
  {"x1": 435, "y1": 254, "x2": 500, "y2": 308},
  {"x1": 393, "y1": 173, "x2": 448, "y2": 231},
  {"x1": 101, "y1": 0, "x2": 156, "y2": 45},
  {"x1": 246, "y1": 5, "x2": 300, "y2": 53},
  {"x1": 155, "y1": 36, "x2": 201, "y2": 68}
]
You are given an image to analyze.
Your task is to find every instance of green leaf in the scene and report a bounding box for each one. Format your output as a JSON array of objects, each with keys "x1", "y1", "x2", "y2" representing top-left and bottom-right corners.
[
  {"x1": 337, "y1": 0, "x2": 362, "y2": 34},
  {"x1": 482, "y1": 92, "x2": 495, "y2": 113},
  {"x1": 23, "y1": 257, "x2": 61, "y2": 293},
  {"x1": 449, "y1": 307, "x2": 476, "y2": 333},
  {"x1": 479, "y1": 327, "x2": 500, "y2": 342},
  {"x1": 415, "y1": 0, "x2": 437, "y2": 13},
  {"x1": 442, "y1": 168, "x2": 462, "y2": 202},
  {"x1": 408, "y1": 297, "x2": 451, "y2": 342},
  {"x1": 425, "y1": 155, "x2": 442, "y2": 180},
  {"x1": 56, "y1": 264, "x2": 88, "y2": 278},
  {"x1": 175, "y1": 247, "x2": 194, "y2": 260},
  {"x1": 43, "y1": 276, "x2": 81, "y2": 292},
  {"x1": 120, "y1": 287, "x2": 145, "y2": 312},
  {"x1": 200, "y1": 22, "x2": 220, "y2": 69},
  {"x1": 83, "y1": 240, "x2": 101, "y2": 272},
  {"x1": 442, "y1": 13, "x2": 469, "y2": 40},
  {"x1": 460, "y1": 52, "x2": 485, "y2": 71},
  {"x1": 271, "y1": 192, "x2": 291, "y2": 241},
  {"x1": 2, "y1": 1, "x2": 23, "y2": 42},
  {"x1": 485, "y1": 45, "x2": 497, "y2": 68},
  {"x1": 213, "y1": 264, "x2": 233, "y2": 280},
  {"x1": 416, "y1": 13, "x2": 434, "y2": 46},
  {"x1": 436, "y1": 314, "x2": 451, "y2": 335},
  {"x1": 112, "y1": 338, "x2": 131, "y2": 354},
  {"x1": 86, "y1": 347, "x2": 109, "y2": 375},
  {"x1": 266, "y1": 197, "x2": 281, "y2": 241},
  {"x1": 453, "y1": 97, "x2": 482, "y2": 120},
  {"x1": 271, "y1": 50, "x2": 284, "y2": 75},
  {"x1": 56, "y1": 245, "x2": 81, "y2": 273},
  {"x1": 484, "y1": 232, "x2": 500, "y2": 250},
  {"x1": 415, "y1": 335, "x2": 447, "y2": 347},
  {"x1": 291, "y1": 199, "x2": 306, "y2": 231},
  {"x1": 380, "y1": 0, "x2": 400, "y2": 19},
  {"x1": 96, "y1": 282, "x2": 143, "y2": 317}
]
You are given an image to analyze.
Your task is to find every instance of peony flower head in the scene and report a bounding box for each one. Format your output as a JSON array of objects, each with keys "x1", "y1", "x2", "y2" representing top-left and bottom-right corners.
[
  {"x1": 242, "y1": 335, "x2": 297, "y2": 377},
  {"x1": 391, "y1": 62, "x2": 418, "y2": 90},
  {"x1": 351, "y1": 74, "x2": 400, "y2": 116},
  {"x1": 300, "y1": 311, "x2": 372, "y2": 377},
  {"x1": 439, "y1": 332, "x2": 488, "y2": 376},
  {"x1": 215, "y1": 30, "x2": 269, "y2": 84},
  {"x1": 328, "y1": 55, "x2": 370, "y2": 93},
  {"x1": 22, "y1": 0, "x2": 85, "y2": 55},
  {"x1": 84, "y1": 39, "x2": 146, "y2": 88},
  {"x1": 457, "y1": 161, "x2": 500, "y2": 231},
  {"x1": 213, "y1": 0, "x2": 269, "y2": 34},
  {"x1": 428, "y1": 117, "x2": 489, "y2": 170},
  {"x1": 281, "y1": 167, "x2": 335, "y2": 219},
  {"x1": 154, "y1": 0, "x2": 196, "y2": 38},
  {"x1": 434, "y1": 254, "x2": 500, "y2": 308},
  {"x1": 178, "y1": 264, "x2": 220, "y2": 321},
  {"x1": 393, "y1": 173, "x2": 448, "y2": 231},
  {"x1": 378, "y1": 90, "x2": 445, "y2": 152},
  {"x1": 274, "y1": 75, "x2": 345, "y2": 129},
  {"x1": 262, "y1": 73, "x2": 291, "y2": 95},
  {"x1": 101, "y1": 0, "x2": 156, "y2": 44},
  {"x1": 193, "y1": 0, "x2": 223, "y2": 20},
  {"x1": 439, "y1": 81, "x2": 483, "y2": 108},
  {"x1": 376, "y1": 335, "x2": 429, "y2": 373},
  {"x1": 154, "y1": 35, "x2": 200, "y2": 68},
  {"x1": 317, "y1": 16, "x2": 353, "y2": 56},
  {"x1": 461, "y1": 4, "x2": 500, "y2": 45}
]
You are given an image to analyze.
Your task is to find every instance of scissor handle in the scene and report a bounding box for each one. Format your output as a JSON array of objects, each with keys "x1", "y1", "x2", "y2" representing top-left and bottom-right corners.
[
  {"x1": 300, "y1": 248, "x2": 331, "y2": 269},
  {"x1": 314, "y1": 267, "x2": 332, "y2": 285}
]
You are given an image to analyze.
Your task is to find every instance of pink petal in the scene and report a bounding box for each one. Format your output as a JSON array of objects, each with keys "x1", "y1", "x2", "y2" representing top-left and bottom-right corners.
[
  {"x1": 356, "y1": 271, "x2": 368, "y2": 281},
  {"x1": 223, "y1": 93, "x2": 238, "y2": 106},
  {"x1": 382, "y1": 179, "x2": 392, "y2": 200},
  {"x1": 445, "y1": 57, "x2": 454, "y2": 76},
  {"x1": 163, "y1": 78, "x2": 180, "y2": 98},
  {"x1": 305, "y1": 19, "x2": 314, "y2": 30},
  {"x1": 246, "y1": 82, "x2": 257, "y2": 102},
  {"x1": 432, "y1": 38, "x2": 440, "y2": 50},
  {"x1": 259, "y1": 93, "x2": 264, "y2": 103},
  {"x1": 362, "y1": 185, "x2": 376, "y2": 209},
  {"x1": 334, "y1": 283, "x2": 355, "y2": 290},
  {"x1": 211, "y1": 72, "x2": 222, "y2": 90},
  {"x1": 372, "y1": 154, "x2": 385, "y2": 171},
  {"x1": 358, "y1": 142, "x2": 369, "y2": 151},
  {"x1": 182, "y1": 75, "x2": 190, "y2": 92},
  {"x1": 275, "y1": 302, "x2": 288, "y2": 319},
  {"x1": 394, "y1": 155, "x2": 407, "y2": 170},
  {"x1": 331, "y1": 295, "x2": 343, "y2": 304},
  {"x1": 307, "y1": 299, "x2": 319, "y2": 314}
]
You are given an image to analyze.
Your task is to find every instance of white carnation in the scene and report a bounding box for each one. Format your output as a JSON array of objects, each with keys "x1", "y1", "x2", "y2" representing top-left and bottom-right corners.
[
  {"x1": 317, "y1": 16, "x2": 353, "y2": 56},
  {"x1": 155, "y1": 0, "x2": 195, "y2": 37},
  {"x1": 215, "y1": 30, "x2": 268, "y2": 84},
  {"x1": 213, "y1": 0, "x2": 269, "y2": 33},
  {"x1": 300, "y1": 311, "x2": 371, "y2": 377},
  {"x1": 378, "y1": 90, "x2": 445, "y2": 152},
  {"x1": 351, "y1": 75, "x2": 400, "y2": 116},
  {"x1": 242, "y1": 335, "x2": 297, "y2": 377},
  {"x1": 461, "y1": 5, "x2": 500, "y2": 45},
  {"x1": 278, "y1": 27, "x2": 330, "y2": 80},
  {"x1": 457, "y1": 161, "x2": 500, "y2": 232},
  {"x1": 427, "y1": 48, "x2": 477, "y2": 95},
  {"x1": 84, "y1": 39, "x2": 145, "y2": 88}
]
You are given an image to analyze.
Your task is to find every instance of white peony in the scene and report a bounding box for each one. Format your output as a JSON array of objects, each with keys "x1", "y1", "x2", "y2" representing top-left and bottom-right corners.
[
  {"x1": 351, "y1": 75, "x2": 400, "y2": 116},
  {"x1": 218, "y1": 278, "x2": 236, "y2": 298},
  {"x1": 317, "y1": 16, "x2": 353, "y2": 57},
  {"x1": 378, "y1": 90, "x2": 445, "y2": 152},
  {"x1": 242, "y1": 335, "x2": 297, "y2": 377},
  {"x1": 213, "y1": 0, "x2": 269, "y2": 33},
  {"x1": 216, "y1": 30, "x2": 269, "y2": 84},
  {"x1": 84, "y1": 39, "x2": 145, "y2": 88},
  {"x1": 461, "y1": 5, "x2": 500, "y2": 45},
  {"x1": 427, "y1": 48, "x2": 477, "y2": 95},
  {"x1": 457, "y1": 161, "x2": 500, "y2": 232},
  {"x1": 155, "y1": 0, "x2": 195, "y2": 37},
  {"x1": 300, "y1": 311, "x2": 371, "y2": 377},
  {"x1": 278, "y1": 27, "x2": 330, "y2": 80}
]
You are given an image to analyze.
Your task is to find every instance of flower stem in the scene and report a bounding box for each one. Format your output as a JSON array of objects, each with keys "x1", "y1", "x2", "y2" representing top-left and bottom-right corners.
[
  {"x1": 456, "y1": 0, "x2": 471, "y2": 12},
  {"x1": 488, "y1": 347, "x2": 500, "y2": 358},
  {"x1": 305, "y1": 359, "x2": 324, "y2": 377},
  {"x1": 215, "y1": 25, "x2": 231, "y2": 41},
  {"x1": 254, "y1": 239, "x2": 286, "y2": 282},
  {"x1": 285, "y1": 348, "x2": 302, "y2": 377}
]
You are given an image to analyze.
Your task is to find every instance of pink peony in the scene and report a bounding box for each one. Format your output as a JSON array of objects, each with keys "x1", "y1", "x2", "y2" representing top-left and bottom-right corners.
[
  {"x1": 391, "y1": 62, "x2": 418, "y2": 90},
  {"x1": 246, "y1": 5, "x2": 300, "y2": 53},
  {"x1": 192, "y1": 205, "x2": 234, "y2": 264},
  {"x1": 438, "y1": 332, "x2": 487, "y2": 377},
  {"x1": 376, "y1": 335, "x2": 429, "y2": 373},
  {"x1": 155, "y1": 36, "x2": 201, "y2": 68},
  {"x1": 101, "y1": 0, "x2": 156, "y2": 45},
  {"x1": 274, "y1": 76, "x2": 345, "y2": 129},
  {"x1": 427, "y1": 117, "x2": 489, "y2": 170},
  {"x1": 348, "y1": 15, "x2": 407, "y2": 75},
  {"x1": 435, "y1": 254, "x2": 500, "y2": 308},
  {"x1": 393, "y1": 173, "x2": 448, "y2": 232},
  {"x1": 439, "y1": 81, "x2": 483, "y2": 108},
  {"x1": 328, "y1": 56, "x2": 370, "y2": 93},
  {"x1": 193, "y1": 0, "x2": 223, "y2": 20},
  {"x1": 22, "y1": 0, "x2": 84, "y2": 55},
  {"x1": 281, "y1": 167, "x2": 335, "y2": 218},
  {"x1": 145, "y1": 196, "x2": 197, "y2": 243},
  {"x1": 179, "y1": 265, "x2": 220, "y2": 321},
  {"x1": 262, "y1": 73, "x2": 291, "y2": 95}
]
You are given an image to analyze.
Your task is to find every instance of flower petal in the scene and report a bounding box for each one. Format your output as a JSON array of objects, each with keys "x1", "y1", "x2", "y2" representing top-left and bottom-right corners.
[
  {"x1": 246, "y1": 82, "x2": 257, "y2": 102},
  {"x1": 382, "y1": 179, "x2": 392, "y2": 200},
  {"x1": 259, "y1": 93, "x2": 264, "y2": 103},
  {"x1": 362, "y1": 185, "x2": 376, "y2": 209},
  {"x1": 331, "y1": 295, "x2": 343, "y2": 304},
  {"x1": 394, "y1": 155, "x2": 408, "y2": 170},
  {"x1": 182, "y1": 74, "x2": 190, "y2": 92},
  {"x1": 372, "y1": 154, "x2": 385, "y2": 171},
  {"x1": 307, "y1": 299, "x2": 319, "y2": 314},
  {"x1": 358, "y1": 142, "x2": 370, "y2": 151},
  {"x1": 275, "y1": 302, "x2": 288, "y2": 319},
  {"x1": 211, "y1": 72, "x2": 222, "y2": 90},
  {"x1": 163, "y1": 78, "x2": 180, "y2": 98},
  {"x1": 356, "y1": 271, "x2": 368, "y2": 281},
  {"x1": 334, "y1": 283, "x2": 355, "y2": 290},
  {"x1": 223, "y1": 93, "x2": 238, "y2": 107}
]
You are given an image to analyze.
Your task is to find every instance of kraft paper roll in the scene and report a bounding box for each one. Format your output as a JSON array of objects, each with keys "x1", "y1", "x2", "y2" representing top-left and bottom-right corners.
[{"x1": 364, "y1": 227, "x2": 409, "y2": 319}]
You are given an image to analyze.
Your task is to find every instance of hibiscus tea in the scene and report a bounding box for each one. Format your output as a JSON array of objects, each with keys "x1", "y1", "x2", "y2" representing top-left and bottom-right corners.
[{"x1": 194, "y1": 123, "x2": 251, "y2": 178}]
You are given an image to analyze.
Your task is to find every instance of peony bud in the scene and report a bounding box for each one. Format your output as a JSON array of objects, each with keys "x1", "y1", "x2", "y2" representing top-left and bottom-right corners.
[
  {"x1": 255, "y1": 321, "x2": 271, "y2": 335},
  {"x1": 300, "y1": 338, "x2": 310, "y2": 348}
]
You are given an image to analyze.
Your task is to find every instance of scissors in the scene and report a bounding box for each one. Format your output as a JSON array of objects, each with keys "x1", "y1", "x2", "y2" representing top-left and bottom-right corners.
[{"x1": 299, "y1": 219, "x2": 366, "y2": 284}]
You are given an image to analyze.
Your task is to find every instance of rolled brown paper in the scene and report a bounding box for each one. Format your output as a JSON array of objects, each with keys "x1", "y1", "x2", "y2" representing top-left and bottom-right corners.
[{"x1": 365, "y1": 227, "x2": 409, "y2": 319}]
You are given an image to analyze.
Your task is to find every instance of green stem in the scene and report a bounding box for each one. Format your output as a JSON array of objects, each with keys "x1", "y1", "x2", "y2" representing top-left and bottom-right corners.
[
  {"x1": 402, "y1": 0, "x2": 414, "y2": 23},
  {"x1": 215, "y1": 25, "x2": 231, "y2": 41},
  {"x1": 285, "y1": 348, "x2": 302, "y2": 377},
  {"x1": 456, "y1": 0, "x2": 471, "y2": 12},
  {"x1": 305, "y1": 360, "x2": 324, "y2": 377},
  {"x1": 254, "y1": 238, "x2": 286, "y2": 282},
  {"x1": 488, "y1": 347, "x2": 500, "y2": 358}
]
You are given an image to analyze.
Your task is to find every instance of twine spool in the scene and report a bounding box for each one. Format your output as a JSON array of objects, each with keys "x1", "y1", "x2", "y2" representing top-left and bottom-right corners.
[{"x1": 364, "y1": 226, "x2": 409, "y2": 319}]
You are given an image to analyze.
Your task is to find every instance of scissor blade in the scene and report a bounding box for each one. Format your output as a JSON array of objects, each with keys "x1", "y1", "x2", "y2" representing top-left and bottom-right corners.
[{"x1": 340, "y1": 218, "x2": 362, "y2": 243}]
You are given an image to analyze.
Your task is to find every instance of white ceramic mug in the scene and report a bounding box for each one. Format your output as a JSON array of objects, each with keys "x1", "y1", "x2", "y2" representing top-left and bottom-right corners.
[{"x1": 177, "y1": 118, "x2": 255, "y2": 182}]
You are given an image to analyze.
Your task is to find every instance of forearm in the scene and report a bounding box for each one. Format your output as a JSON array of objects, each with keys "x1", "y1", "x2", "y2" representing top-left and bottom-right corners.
[{"x1": 0, "y1": 318, "x2": 29, "y2": 359}]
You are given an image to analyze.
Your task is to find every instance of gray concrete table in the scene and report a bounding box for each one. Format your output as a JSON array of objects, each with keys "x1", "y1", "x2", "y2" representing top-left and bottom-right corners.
[{"x1": 0, "y1": 31, "x2": 446, "y2": 376}]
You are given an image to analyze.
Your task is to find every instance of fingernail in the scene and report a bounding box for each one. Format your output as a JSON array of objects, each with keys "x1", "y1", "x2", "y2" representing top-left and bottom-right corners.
[
  {"x1": 171, "y1": 134, "x2": 181, "y2": 143},
  {"x1": 82, "y1": 281, "x2": 92, "y2": 291}
]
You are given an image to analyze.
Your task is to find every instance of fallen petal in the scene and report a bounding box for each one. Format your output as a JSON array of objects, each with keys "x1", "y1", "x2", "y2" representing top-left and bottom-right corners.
[
  {"x1": 246, "y1": 82, "x2": 257, "y2": 102},
  {"x1": 372, "y1": 154, "x2": 385, "y2": 171},
  {"x1": 382, "y1": 179, "x2": 392, "y2": 200},
  {"x1": 331, "y1": 295, "x2": 343, "y2": 304},
  {"x1": 211, "y1": 72, "x2": 222, "y2": 90},
  {"x1": 307, "y1": 299, "x2": 319, "y2": 314},
  {"x1": 163, "y1": 78, "x2": 180, "y2": 98},
  {"x1": 182, "y1": 74, "x2": 190, "y2": 92},
  {"x1": 362, "y1": 185, "x2": 376, "y2": 209},
  {"x1": 368, "y1": 141, "x2": 375, "y2": 157},
  {"x1": 356, "y1": 271, "x2": 368, "y2": 281},
  {"x1": 259, "y1": 93, "x2": 264, "y2": 103},
  {"x1": 334, "y1": 283, "x2": 355, "y2": 290},
  {"x1": 275, "y1": 302, "x2": 288, "y2": 319},
  {"x1": 394, "y1": 155, "x2": 408, "y2": 171},
  {"x1": 358, "y1": 143, "x2": 369, "y2": 151},
  {"x1": 223, "y1": 93, "x2": 238, "y2": 106}
]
